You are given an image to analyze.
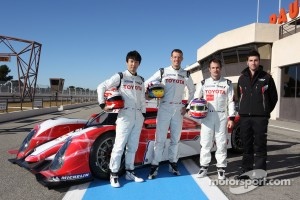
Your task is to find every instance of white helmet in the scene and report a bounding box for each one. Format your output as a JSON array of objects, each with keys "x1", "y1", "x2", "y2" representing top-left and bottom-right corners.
[
  {"x1": 189, "y1": 98, "x2": 208, "y2": 119},
  {"x1": 147, "y1": 80, "x2": 164, "y2": 98}
]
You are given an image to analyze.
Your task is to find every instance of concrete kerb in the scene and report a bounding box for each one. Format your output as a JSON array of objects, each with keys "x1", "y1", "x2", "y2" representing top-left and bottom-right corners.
[{"x1": 0, "y1": 102, "x2": 97, "y2": 123}]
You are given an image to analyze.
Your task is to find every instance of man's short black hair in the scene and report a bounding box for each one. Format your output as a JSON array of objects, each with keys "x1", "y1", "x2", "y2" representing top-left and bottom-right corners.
[
  {"x1": 126, "y1": 50, "x2": 142, "y2": 63},
  {"x1": 171, "y1": 49, "x2": 183, "y2": 56},
  {"x1": 247, "y1": 50, "x2": 260, "y2": 60}
]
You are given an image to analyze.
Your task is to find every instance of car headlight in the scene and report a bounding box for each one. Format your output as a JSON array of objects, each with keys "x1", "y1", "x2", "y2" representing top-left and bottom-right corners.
[
  {"x1": 18, "y1": 129, "x2": 37, "y2": 152},
  {"x1": 49, "y1": 138, "x2": 72, "y2": 171}
]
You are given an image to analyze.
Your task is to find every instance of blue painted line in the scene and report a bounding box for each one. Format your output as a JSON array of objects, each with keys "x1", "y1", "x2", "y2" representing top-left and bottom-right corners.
[{"x1": 82, "y1": 162, "x2": 208, "y2": 200}]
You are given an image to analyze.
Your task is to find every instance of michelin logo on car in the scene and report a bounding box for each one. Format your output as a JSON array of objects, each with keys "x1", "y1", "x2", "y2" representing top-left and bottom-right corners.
[{"x1": 60, "y1": 173, "x2": 90, "y2": 180}]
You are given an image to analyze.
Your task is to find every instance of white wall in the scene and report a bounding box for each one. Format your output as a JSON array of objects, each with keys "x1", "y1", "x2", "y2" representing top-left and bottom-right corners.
[
  {"x1": 197, "y1": 23, "x2": 280, "y2": 61},
  {"x1": 271, "y1": 32, "x2": 300, "y2": 119}
]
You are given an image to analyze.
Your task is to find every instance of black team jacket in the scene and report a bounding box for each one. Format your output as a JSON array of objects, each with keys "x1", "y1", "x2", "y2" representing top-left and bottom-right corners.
[{"x1": 237, "y1": 65, "x2": 278, "y2": 118}]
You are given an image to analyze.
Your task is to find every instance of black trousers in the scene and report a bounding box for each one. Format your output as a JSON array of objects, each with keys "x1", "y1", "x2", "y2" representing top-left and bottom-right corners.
[{"x1": 240, "y1": 116, "x2": 269, "y2": 171}]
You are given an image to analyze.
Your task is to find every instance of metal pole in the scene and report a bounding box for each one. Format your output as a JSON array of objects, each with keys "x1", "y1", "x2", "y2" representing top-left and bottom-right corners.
[
  {"x1": 257, "y1": 0, "x2": 260, "y2": 23},
  {"x1": 279, "y1": 0, "x2": 281, "y2": 12}
]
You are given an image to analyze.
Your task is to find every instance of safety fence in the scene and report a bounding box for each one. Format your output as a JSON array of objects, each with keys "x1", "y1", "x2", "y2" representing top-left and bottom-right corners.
[{"x1": 0, "y1": 95, "x2": 97, "y2": 113}]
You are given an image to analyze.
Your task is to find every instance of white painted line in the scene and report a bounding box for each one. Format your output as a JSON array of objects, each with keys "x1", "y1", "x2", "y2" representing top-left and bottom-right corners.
[
  {"x1": 182, "y1": 159, "x2": 229, "y2": 200},
  {"x1": 269, "y1": 125, "x2": 300, "y2": 133},
  {"x1": 62, "y1": 182, "x2": 90, "y2": 200}
]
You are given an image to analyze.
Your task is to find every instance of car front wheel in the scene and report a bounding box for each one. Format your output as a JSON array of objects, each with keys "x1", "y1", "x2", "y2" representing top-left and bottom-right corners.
[{"x1": 89, "y1": 131, "x2": 125, "y2": 180}]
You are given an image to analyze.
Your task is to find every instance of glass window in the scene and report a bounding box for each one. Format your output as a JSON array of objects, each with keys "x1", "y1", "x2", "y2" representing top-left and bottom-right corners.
[
  {"x1": 237, "y1": 48, "x2": 251, "y2": 62},
  {"x1": 282, "y1": 65, "x2": 297, "y2": 97},
  {"x1": 297, "y1": 66, "x2": 300, "y2": 97},
  {"x1": 222, "y1": 50, "x2": 238, "y2": 64}
]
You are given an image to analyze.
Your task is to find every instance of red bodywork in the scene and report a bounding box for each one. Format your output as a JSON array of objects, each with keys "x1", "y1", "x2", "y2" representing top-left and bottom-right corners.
[{"x1": 15, "y1": 118, "x2": 88, "y2": 160}]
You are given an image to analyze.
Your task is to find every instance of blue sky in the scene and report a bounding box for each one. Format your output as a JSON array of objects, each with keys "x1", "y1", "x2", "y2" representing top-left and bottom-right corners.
[{"x1": 0, "y1": 0, "x2": 292, "y2": 90}]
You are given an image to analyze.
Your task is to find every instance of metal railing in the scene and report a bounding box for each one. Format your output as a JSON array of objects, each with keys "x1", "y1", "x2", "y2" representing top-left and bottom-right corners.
[
  {"x1": 279, "y1": 16, "x2": 300, "y2": 39},
  {"x1": 0, "y1": 84, "x2": 97, "y2": 96},
  {"x1": 0, "y1": 84, "x2": 98, "y2": 112}
]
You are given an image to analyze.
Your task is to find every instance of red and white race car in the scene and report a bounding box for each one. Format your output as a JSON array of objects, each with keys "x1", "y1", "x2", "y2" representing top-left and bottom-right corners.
[{"x1": 9, "y1": 107, "x2": 242, "y2": 188}]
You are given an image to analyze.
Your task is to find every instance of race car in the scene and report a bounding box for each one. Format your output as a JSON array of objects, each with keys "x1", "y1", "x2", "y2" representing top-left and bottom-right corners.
[{"x1": 9, "y1": 107, "x2": 241, "y2": 188}]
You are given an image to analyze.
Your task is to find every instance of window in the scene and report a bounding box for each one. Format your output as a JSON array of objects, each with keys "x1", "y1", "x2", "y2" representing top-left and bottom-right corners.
[
  {"x1": 237, "y1": 48, "x2": 251, "y2": 62},
  {"x1": 297, "y1": 68, "x2": 300, "y2": 97},
  {"x1": 281, "y1": 65, "x2": 300, "y2": 97},
  {"x1": 222, "y1": 50, "x2": 238, "y2": 64}
]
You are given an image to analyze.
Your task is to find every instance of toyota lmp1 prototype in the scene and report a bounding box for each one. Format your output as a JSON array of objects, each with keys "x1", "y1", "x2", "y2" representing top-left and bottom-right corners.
[{"x1": 9, "y1": 107, "x2": 242, "y2": 188}]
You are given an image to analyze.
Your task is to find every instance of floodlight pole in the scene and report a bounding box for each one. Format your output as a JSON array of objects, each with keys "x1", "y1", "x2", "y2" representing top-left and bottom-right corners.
[{"x1": 257, "y1": 0, "x2": 260, "y2": 23}]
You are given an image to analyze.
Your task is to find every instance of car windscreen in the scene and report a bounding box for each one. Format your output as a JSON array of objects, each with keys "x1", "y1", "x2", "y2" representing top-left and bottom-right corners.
[{"x1": 87, "y1": 112, "x2": 118, "y2": 126}]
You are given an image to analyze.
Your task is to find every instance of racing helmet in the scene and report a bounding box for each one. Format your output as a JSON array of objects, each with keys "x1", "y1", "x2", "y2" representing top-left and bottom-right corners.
[
  {"x1": 104, "y1": 88, "x2": 124, "y2": 109},
  {"x1": 189, "y1": 98, "x2": 208, "y2": 119},
  {"x1": 147, "y1": 80, "x2": 164, "y2": 98}
]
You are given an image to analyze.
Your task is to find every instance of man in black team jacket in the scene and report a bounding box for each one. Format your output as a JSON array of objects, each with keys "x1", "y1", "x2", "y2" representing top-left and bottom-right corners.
[{"x1": 237, "y1": 50, "x2": 278, "y2": 178}]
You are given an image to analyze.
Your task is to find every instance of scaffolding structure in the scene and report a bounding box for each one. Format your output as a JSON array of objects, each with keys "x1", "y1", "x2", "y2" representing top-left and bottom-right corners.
[{"x1": 0, "y1": 35, "x2": 42, "y2": 101}]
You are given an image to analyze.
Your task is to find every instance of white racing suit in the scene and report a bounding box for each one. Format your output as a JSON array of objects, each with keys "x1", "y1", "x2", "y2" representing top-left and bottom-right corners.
[
  {"x1": 192, "y1": 77, "x2": 235, "y2": 168},
  {"x1": 145, "y1": 66, "x2": 195, "y2": 165},
  {"x1": 97, "y1": 70, "x2": 146, "y2": 172}
]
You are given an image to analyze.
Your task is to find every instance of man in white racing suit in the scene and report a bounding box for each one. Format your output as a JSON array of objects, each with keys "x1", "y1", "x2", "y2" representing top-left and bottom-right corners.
[
  {"x1": 145, "y1": 49, "x2": 195, "y2": 179},
  {"x1": 97, "y1": 50, "x2": 146, "y2": 188},
  {"x1": 189, "y1": 58, "x2": 235, "y2": 180}
]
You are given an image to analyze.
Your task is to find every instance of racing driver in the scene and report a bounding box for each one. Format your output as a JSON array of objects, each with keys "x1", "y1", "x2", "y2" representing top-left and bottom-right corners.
[
  {"x1": 97, "y1": 50, "x2": 146, "y2": 188},
  {"x1": 189, "y1": 58, "x2": 235, "y2": 180},
  {"x1": 145, "y1": 49, "x2": 195, "y2": 179}
]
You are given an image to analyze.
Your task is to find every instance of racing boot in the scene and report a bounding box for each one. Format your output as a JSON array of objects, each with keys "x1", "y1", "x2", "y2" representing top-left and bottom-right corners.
[
  {"x1": 196, "y1": 166, "x2": 208, "y2": 178},
  {"x1": 110, "y1": 172, "x2": 120, "y2": 188},
  {"x1": 125, "y1": 170, "x2": 144, "y2": 182},
  {"x1": 169, "y1": 162, "x2": 180, "y2": 175},
  {"x1": 148, "y1": 165, "x2": 159, "y2": 179},
  {"x1": 217, "y1": 167, "x2": 226, "y2": 180}
]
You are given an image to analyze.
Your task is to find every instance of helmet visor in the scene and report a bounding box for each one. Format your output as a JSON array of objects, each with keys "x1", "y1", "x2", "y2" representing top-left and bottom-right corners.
[
  {"x1": 107, "y1": 95, "x2": 123, "y2": 102},
  {"x1": 190, "y1": 105, "x2": 207, "y2": 111}
]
